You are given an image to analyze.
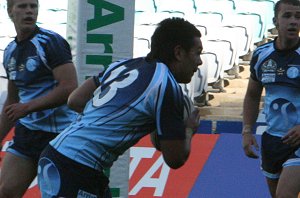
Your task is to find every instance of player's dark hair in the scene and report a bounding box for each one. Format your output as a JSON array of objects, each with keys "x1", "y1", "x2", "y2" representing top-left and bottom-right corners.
[
  {"x1": 6, "y1": 0, "x2": 39, "y2": 11},
  {"x1": 146, "y1": 17, "x2": 201, "y2": 65},
  {"x1": 274, "y1": 0, "x2": 300, "y2": 18}
]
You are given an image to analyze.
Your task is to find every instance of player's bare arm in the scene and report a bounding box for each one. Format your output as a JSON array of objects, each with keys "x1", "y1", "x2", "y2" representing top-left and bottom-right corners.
[
  {"x1": 242, "y1": 78, "x2": 263, "y2": 158},
  {"x1": 4, "y1": 63, "x2": 78, "y2": 122},
  {"x1": 160, "y1": 108, "x2": 200, "y2": 169},
  {"x1": 282, "y1": 125, "x2": 300, "y2": 147},
  {"x1": 68, "y1": 77, "x2": 98, "y2": 113},
  {"x1": 0, "y1": 81, "x2": 19, "y2": 147}
]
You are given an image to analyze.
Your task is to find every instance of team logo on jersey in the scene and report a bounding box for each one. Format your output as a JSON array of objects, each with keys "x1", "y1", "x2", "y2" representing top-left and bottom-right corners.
[
  {"x1": 276, "y1": 67, "x2": 285, "y2": 76},
  {"x1": 296, "y1": 149, "x2": 300, "y2": 157},
  {"x1": 287, "y1": 67, "x2": 299, "y2": 79},
  {"x1": 262, "y1": 59, "x2": 277, "y2": 72},
  {"x1": 37, "y1": 157, "x2": 61, "y2": 196},
  {"x1": 7, "y1": 57, "x2": 16, "y2": 72},
  {"x1": 26, "y1": 56, "x2": 38, "y2": 72},
  {"x1": 269, "y1": 98, "x2": 297, "y2": 129},
  {"x1": 262, "y1": 73, "x2": 275, "y2": 83},
  {"x1": 19, "y1": 64, "x2": 25, "y2": 72}
]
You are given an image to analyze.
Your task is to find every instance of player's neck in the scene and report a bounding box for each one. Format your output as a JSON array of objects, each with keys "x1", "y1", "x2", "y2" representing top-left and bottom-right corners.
[
  {"x1": 16, "y1": 28, "x2": 35, "y2": 42},
  {"x1": 276, "y1": 37, "x2": 300, "y2": 51}
]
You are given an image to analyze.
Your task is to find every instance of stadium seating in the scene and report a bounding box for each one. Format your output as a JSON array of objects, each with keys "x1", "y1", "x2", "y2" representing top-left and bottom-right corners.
[
  {"x1": 222, "y1": 25, "x2": 251, "y2": 57},
  {"x1": 134, "y1": 24, "x2": 156, "y2": 42},
  {"x1": 187, "y1": 11, "x2": 223, "y2": 38},
  {"x1": 253, "y1": 0, "x2": 276, "y2": 31},
  {"x1": 234, "y1": 0, "x2": 267, "y2": 43},
  {"x1": 133, "y1": 37, "x2": 150, "y2": 58},
  {"x1": 203, "y1": 39, "x2": 235, "y2": 74},
  {"x1": 200, "y1": 52, "x2": 224, "y2": 92},
  {"x1": 135, "y1": 0, "x2": 157, "y2": 13},
  {"x1": 194, "y1": 0, "x2": 236, "y2": 15},
  {"x1": 135, "y1": 0, "x2": 157, "y2": 25},
  {"x1": 193, "y1": 60, "x2": 208, "y2": 98},
  {"x1": 155, "y1": 0, "x2": 196, "y2": 14}
]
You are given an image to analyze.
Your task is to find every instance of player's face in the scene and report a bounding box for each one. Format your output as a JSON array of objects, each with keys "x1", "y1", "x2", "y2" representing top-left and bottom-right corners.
[
  {"x1": 8, "y1": 0, "x2": 38, "y2": 33},
  {"x1": 174, "y1": 37, "x2": 203, "y2": 84},
  {"x1": 275, "y1": 3, "x2": 300, "y2": 42}
]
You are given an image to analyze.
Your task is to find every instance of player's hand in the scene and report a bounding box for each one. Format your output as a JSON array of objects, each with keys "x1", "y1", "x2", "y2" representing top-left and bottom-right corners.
[
  {"x1": 282, "y1": 125, "x2": 300, "y2": 147},
  {"x1": 185, "y1": 108, "x2": 200, "y2": 133},
  {"x1": 150, "y1": 131, "x2": 161, "y2": 151},
  {"x1": 4, "y1": 103, "x2": 30, "y2": 122},
  {"x1": 0, "y1": 142, "x2": 3, "y2": 162},
  {"x1": 242, "y1": 133, "x2": 259, "y2": 159}
]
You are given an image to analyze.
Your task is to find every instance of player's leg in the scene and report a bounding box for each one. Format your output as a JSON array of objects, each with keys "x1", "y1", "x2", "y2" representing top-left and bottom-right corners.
[
  {"x1": 276, "y1": 163, "x2": 300, "y2": 198},
  {"x1": 265, "y1": 178, "x2": 278, "y2": 198},
  {"x1": 38, "y1": 145, "x2": 111, "y2": 197},
  {"x1": 0, "y1": 152, "x2": 37, "y2": 198},
  {"x1": 261, "y1": 132, "x2": 287, "y2": 198}
]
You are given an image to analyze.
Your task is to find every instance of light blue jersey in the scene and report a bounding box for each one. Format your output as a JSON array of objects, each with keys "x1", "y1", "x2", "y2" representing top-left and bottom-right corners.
[
  {"x1": 250, "y1": 39, "x2": 300, "y2": 137},
  {"x1": 3, "y1": 26, "x2": 76, "y2": 133},
  {"x1": 51, "y1": 58, "x2": 187, "y2": 170}
]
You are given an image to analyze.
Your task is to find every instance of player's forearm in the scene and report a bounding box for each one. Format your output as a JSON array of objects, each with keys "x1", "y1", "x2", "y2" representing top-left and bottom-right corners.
[
  {"x1": 25, "y1": 81, "x2": 77, "y2": 113},
  {"x1": 183, "y1": 128, "x2": 194, "y2": 160},
  {"x1": 150, "y1": 131, "x2": 161, "y2": 151},
  {"x1": 0, "y1": 104, "x2": 15, "y2": 142},
  {"x1": 67, "y1": 78, "x2": 97, "y2": 113},
  {"x1": 242, "y1": 95, "x2": 260, "y2": 133}
]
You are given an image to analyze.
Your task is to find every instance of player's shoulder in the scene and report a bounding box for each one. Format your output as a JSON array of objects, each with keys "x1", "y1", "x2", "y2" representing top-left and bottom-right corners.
[
  {"x1": 253, "y1": 40, "x2": 274, "y2": 57},
  {"x1": 36, "y1": 27, "x2": 66, "y2": 42},
  {"x1": 4, "y1": 39, "x2": 17, "y2": 51}
]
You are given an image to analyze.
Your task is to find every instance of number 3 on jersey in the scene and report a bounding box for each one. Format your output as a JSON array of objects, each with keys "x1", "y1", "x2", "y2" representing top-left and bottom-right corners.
[{"x1": 93, "y1": 65, "x2": 139, "y2": 107}]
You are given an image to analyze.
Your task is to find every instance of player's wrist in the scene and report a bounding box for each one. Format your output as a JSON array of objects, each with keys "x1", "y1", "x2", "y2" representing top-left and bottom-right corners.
[
  {"x1": 242, "y1": 125, "x2": 253, "y2": 136},
  {"x1": 186, "y1": 127, "x2": 195, "y2": 137}
]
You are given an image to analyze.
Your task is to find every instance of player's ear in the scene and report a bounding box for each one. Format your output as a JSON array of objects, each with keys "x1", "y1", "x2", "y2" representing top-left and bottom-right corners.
[
  {"x1": 273, "y1": 17, "x2": 278, "y2": 28},
  {"x1": 7, "y1": 8, "x2": 13, "y2": 19},
  {"x1": 174, "y1": 45, "x2": 184, "y2": 61}
]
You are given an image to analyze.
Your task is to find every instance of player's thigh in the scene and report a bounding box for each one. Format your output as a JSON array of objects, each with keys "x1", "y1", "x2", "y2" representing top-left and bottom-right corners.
[
  {"x1": 265, "y1": 177, "x2": 278, "y2": 198},
  {"x1": 276, "y1": 166, "x2": 300, "y2": 198},
  {"x1": 0, "y1": 152, "x2": 37, "y2": 191}
]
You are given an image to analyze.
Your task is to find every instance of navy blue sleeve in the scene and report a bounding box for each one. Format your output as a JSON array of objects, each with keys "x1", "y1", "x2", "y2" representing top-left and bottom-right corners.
[
  {"x1": 44, "y1": 32, "x2": 73, "y2": 69},
  {"x1": 250, "y1": 50, "x2": 259, "y2": 81},
  {"x1": 158, "y1": 78, "x2": 186, "y2": 140}
]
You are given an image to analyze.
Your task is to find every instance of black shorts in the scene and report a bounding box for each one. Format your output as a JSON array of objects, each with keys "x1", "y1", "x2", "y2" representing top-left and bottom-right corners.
[
  {"x1": 38, "y1": 145, "x2": 111, "y2": 198},
  {"x1": 261, "y1": 132, "x2": 298, "y2": 179},
  {"x1": 7, "y1": 123, "x2": 58, "y2": 162}
]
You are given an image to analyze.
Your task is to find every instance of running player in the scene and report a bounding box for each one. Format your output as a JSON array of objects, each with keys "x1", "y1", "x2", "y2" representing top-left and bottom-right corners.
[{"x1": 37, "y1": 17, "x2": 202, "y2": 197}]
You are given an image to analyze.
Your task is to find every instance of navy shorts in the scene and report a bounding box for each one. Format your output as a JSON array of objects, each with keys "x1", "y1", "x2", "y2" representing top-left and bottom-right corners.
[
  {"x1": 261, "y1": 132, "x2": 299, "y2": 179},
  {"x1": 38, "y1": 145, "x2": 111, "y2": 198},
  {"x1": 7, "y1": 123, "x2": 58, "y2": 162}
]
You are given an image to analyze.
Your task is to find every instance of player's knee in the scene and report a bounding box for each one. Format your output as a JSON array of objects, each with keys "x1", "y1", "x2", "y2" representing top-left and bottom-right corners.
[
  {"x1": 0, "y1": 185, "x2": 14, "y2": 198},
  {"x1": 0, "y1": 182, "x2": 25, "y2": 198},
  {"x1": 276, "y1": 188, "x2": 298, "y2": 198}
]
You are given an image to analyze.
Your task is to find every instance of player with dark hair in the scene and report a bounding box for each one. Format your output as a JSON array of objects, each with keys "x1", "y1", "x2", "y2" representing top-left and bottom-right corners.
[
  {"x1": 242, "y1": 0, "x2": 300, "y2": 197},
  {"x1": 37, "y1": 17, "x2": 202, "y2": 197},
  {"x1": 0, "y1": 0, "x2": 78, "y2": 197}
]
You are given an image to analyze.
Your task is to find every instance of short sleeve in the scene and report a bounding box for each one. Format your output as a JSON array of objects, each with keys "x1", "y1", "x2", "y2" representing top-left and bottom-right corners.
[
  {"x1": 155, "y1": 77, "x2": 186, "y2": 140},
  {"x1": 45, "y1": 33, "x2": 73, "y2": 69},
  {"x1": 249, "y1": 49, "x2": 259, "y2": 81}
]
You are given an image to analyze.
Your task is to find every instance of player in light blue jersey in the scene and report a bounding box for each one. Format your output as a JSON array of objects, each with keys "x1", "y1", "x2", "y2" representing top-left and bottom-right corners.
[
  {"x1": 242, "y1": 0, "x2": 300, "y2": 197},
  {"x1": 37, "y1": 17, "x2": 203, "y2": 197},
  {"x1": 0, "y1": 0, "x2": 78, "y2": 197}
]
